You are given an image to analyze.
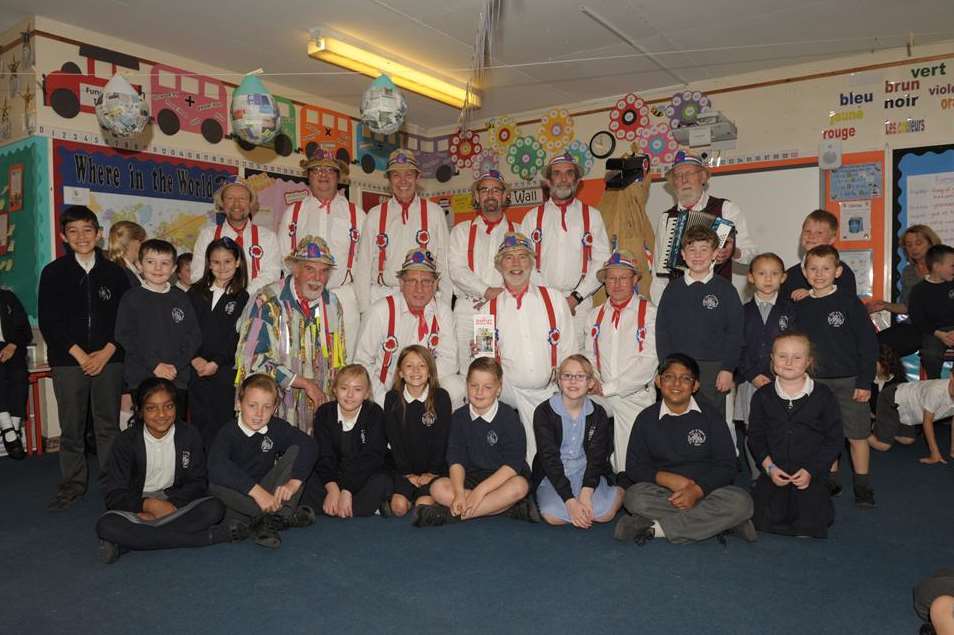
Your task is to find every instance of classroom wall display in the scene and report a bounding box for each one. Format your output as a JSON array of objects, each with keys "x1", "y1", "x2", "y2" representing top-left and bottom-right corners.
[
  {"x1": 891, "y1": 143, "x2": 954, "y2": 298},
  {"x1": 243, "y1": 168, "x2": 310, "y2": 234},
  {"x1": 52, "y1": 140, "x2": 238, "y2": 255},
  {"x1": 0, "y1": 136, "x2": 50, "y2": 318},
  {"x1": 401, "y1": 131, "x2": 455, "y2": 182},
  {"x1": 298, "y1": 103, "x2": 353, "y2": 162}
]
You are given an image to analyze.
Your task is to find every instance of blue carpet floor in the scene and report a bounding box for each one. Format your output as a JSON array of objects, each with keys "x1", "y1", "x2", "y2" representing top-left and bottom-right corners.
[{"x1": 1, "y1": 427, "x2": 951, "y2": 635}]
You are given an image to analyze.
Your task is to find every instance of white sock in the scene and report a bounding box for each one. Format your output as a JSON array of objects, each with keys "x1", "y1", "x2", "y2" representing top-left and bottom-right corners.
[
  {"x1": 651, "y1": 520, "x2": 666, "y2": 538},
  {"x1": 0, "y1": 411, "x2": 11, "y2": 430},
  {"x1": 9, "y1": 416, "x2": 20, "y2": 432}
]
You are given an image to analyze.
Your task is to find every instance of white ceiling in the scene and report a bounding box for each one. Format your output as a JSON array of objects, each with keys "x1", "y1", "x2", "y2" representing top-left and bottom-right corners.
[{"x1": 3, "y1": 0, "x2": 954, "y2": 130}]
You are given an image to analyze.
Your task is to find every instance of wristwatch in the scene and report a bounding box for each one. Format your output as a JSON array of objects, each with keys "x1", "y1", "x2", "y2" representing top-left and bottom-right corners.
[{"x1": 570, "y1": 291, "x2": 584, "y2": 304}]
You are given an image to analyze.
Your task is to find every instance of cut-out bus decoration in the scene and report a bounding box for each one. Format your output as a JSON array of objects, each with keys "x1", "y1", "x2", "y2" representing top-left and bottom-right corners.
[
  {"x1": 400, "y1": 131, "x2": 456, "y2": 182},
  {"x1": 151, "y1": 63, "x2": 228, "y2": 144},
  {"x1": 299, "y1": 104, "x2": 353, "y2": 162},
  {"x1": 44, "y1": 44, "x2": 141, "y2": 119},
  {"x1": 235, "y1": 94, "x2": 297, "y2": 157},
  {"x1": 356, "y1": 123, "x2": 399, "y2": 174}
]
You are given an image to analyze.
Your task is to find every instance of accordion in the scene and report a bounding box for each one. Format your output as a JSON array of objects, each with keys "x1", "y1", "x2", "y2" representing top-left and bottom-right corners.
[{"x1": 655, "y1": 210, "x2": 735, "y2": 276}]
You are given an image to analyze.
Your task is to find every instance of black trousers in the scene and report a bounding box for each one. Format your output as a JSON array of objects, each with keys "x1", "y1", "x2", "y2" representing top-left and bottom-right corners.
[
  {"x1": 0, "y1": 362, "x2": 28, "y2": 417},
  {"x1": 210, "y1": 446, "x2": 304, "y2": 523},
  {"x1": 877, "y1": 322, "x2": 921, "y2": 358},
  {"x1": 188, "y1": 367, "x2": 236, "y2": 449},
  {"x1": 96, "y1": 497, "x2": 225, "y2": 550},
  {"x1": 305, "y1": 472, "x2": 393, "y2": 517},
  {"x1": 921, "y1": 328, "x2": 954, "y2": 380}
]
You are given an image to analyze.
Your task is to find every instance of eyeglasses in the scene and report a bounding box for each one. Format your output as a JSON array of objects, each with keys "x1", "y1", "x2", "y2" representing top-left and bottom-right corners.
[
  {"x1": 659, "y1": 374, "x2": 695, "y2": 385},
  {"x1": 403, "y1": 278, "x2": 435, "y2": 288},
  {"x1": 559, "y1": 373, "x2": 589, "y2": 383},
  {"x1": 671, "y1": 170, "x2": 703, "y2": 182},
  {"x1": 477, "y1": 187, "x2": 505, "y2": 195},
  {"x1": 310, "y1": 168, "x2": 338, "y2": 176}
]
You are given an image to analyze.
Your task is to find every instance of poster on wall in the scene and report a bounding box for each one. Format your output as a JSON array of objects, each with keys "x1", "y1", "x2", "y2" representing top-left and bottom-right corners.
[
  {"x1": 243, "y1": 168, "x2": 309, "y2": 234},
  {"x1": 53, "y1": 140, "x2": 238, "y2": 255}
]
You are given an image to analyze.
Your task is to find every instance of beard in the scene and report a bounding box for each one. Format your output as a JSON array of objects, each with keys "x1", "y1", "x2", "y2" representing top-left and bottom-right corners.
[
  {"x1": 551, "y1": 183, "x2": 576, "y2": 200},
  {"x1": 480, "y1": 199, "x2": 500, "y2": 214}
]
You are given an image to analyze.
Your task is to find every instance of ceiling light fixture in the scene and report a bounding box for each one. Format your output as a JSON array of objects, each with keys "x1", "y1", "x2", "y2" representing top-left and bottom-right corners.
[{"x1": 307, "y1": 31, "x2": 479, "y2": 110}]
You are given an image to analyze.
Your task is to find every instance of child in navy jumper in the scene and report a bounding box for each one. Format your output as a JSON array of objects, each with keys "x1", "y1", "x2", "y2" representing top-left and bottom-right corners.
[
  {"x1": 96, "y1": 378, "x2": 240, "y2": 564},
  {"x1": 308, "y1": 364, "x2": 393, "y2": 518},
  {"x1": 0, "y1": 288, "x2": 31, "y2": 460},
  {"x1": 383, "y1": 345, "x2": 452, "y2": 516},
  {"x1": 656, "y1": 224, "x2": 743, "y2": 418},
  {"x1": 115, "y1": 239, "x2": 201, "y2": 412},
  {"x1": 747, "y1": 332, "x2": 844, "y2": 538},
  {"x1": 39, "y1": 205, "x2": 131, "y2": 511},
  {"x1": 734, "y1": 253, "x2": 796, "y2": 476},
  {"x1": 908, "y1": 244, "x2": 954, "y2": 380},
  {"x1": 414, "y1": 357, "x2": 537, "y2": 527},
  {"x1": 208, "y1": 374, "x2": 318, "y2": 549},
  {"x1": 793, "y1": 245, "x2": 878, "y2": 508},
  {"x1": 614, "y1": 353, "x2": 755, "y2": 545},
  {"x1": 187, "y1": 237, "x2": 250, "y2": 448},
  {"x1": 781, "y1": 209, "x2": 857, "y2": 301}
]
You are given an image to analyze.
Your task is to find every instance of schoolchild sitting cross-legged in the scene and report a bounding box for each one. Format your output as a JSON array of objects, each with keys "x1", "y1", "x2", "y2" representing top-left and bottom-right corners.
[
  {"x1": 208, "y1": 373, "x2": 318, "y2": 549},
  {"x1": 533, "y1": 354, "x2": 623, "y2": 528},
  {"x1": 414, "y1": 357, "x2": 538, "y2": 527}
]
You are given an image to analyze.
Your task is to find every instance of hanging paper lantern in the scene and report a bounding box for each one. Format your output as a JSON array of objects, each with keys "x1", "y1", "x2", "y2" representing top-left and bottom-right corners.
[
  {"x1": 637, "y1": 122, "x2": 679, "y2": 169},
  {"x1": 95, "y1": 73, "x2": 149, "y2": 138},
  {"x1": 230, "y1": 74, "x2": 281, "y2": 146},
  {"x1": 506, "y1": 136, "x2": 545, "y2": 181},
  {"x1": 360, "y1": 75, "x2": 407, "y2": 135},
  {"x1": 537, "y1": 109, "x2": 574, "y2": 154},
  {"x1": 563, "y1": 139, "x2": 594, "y2": 177},
  {"x1": 665, "y1": 90, "x2": 711, "y2": 128},
  {"x1": 487, "y1": 115, "x2": 519, "y2": 151},
  {"x1": 450, "y1": 129, "x2": 482, "y2": 168},
  {"x1": 608, "y1": 93, "x2": 650, "y2": 142},
  {"x1": 472, "y1": 150, "x2": 500, "y2": 178}
]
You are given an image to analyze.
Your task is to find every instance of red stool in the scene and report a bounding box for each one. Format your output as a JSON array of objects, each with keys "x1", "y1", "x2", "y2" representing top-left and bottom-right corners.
[{"x1": 26, "y1": 367, "x2": 51, "y2": 456}]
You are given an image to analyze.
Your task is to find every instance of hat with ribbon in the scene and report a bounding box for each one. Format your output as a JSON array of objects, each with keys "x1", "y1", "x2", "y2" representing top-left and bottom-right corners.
[
  {"x1": 386, "y1": 149, "x2": 421, "y2": 174},
  {"x1": 285, "y1": 235, "x2": 336, "y2": 267},
  {"x1": 596, "y1": 248, "x2": 640, "y2": 282},
  {"x1": 397, "y1": 247, "x2": 438, "y2": 276},
  {"x1": 494, "y1": 231, "x2": 535, "y2": 267}
]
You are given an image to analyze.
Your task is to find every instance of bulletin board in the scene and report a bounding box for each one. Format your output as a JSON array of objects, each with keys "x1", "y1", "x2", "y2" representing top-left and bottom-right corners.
[
  {"x1": 891, "y1": 143, "x2": 954, "y2": 300},
  {"x1": 824, "y1": 151, "x2": 887, "y2": 301}
]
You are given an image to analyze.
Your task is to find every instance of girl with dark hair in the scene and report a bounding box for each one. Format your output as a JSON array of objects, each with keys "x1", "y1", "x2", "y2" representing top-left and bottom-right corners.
[
  {"x1": 187, "y1": 237, "x2": 250, "y2": 448},
  {"x1": 383, "y1": 345, "x2": 452, "y2": 516},
  {"x1": 96, "y1": 377, "x2": 243, "y2": 564}
]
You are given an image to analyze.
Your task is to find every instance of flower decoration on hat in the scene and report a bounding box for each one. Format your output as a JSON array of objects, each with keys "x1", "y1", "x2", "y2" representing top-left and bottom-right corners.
[
  {"x1": 637, "y1": 121, "x2": 679, "y2": 169},
  {"x1": 563, "y1": 139, "x2": 594, "y2": 177},
  {"x1": 398, "y1": 248, "x2": 437, "y2": 275},
  {"x1": 472, "y1": 150, "x2": 500, "y2": 178},
  {"x1": 609, "y1": 93, "x2": 650, "y2": 142},
  {"x1": 450, "y1": 129, "x2": 482, "y2": 169},
  {"x1": 506, "y1": 136, "x2": 545, "y2": 181},
  {"x1": 487, "y1": 116, "x2": 519, "y2": 152},
  {"x1": 288, "y1": 235, "x2": 336, "y2": 266},
  {"x1": 537, "y1": 109, "x2": 574, "y2": 154},
  {"x1": 664, "y1": 90, "x2": 711, "y2": 128},
  {"x1": 499, "y1": 232, "x2": 533, "y2": 252}
]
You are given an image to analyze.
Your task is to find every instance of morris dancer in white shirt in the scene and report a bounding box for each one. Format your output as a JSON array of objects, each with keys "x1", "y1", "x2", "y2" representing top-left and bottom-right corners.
[
  {"x1": 584, "y1": 249, "x2": 657, "y2": 473},
  {"x1": 191, "y1": 180, "x2": 281, "y2": 295},
  {"x1": 519, "y1": 153, "x2": 611, "y2": 346},
  {"x1": 448, "y1": 169, "x2": 515, "y2": 375},
  {"x1": 353, "y1": 149, "x2": 452, "y2": 315},
  {"x1": 277, "y1": 150, "x2": 365, "y2": 358},
  {"x1": 476, "y1": 232, "x2": 576, "y2": 462},
  {"x1": 354, "y1": 248, "x2": 463, "y2": 408}
]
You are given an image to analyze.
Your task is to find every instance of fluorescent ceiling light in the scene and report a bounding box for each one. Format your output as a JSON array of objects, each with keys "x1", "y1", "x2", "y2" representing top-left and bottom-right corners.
[{"x1": 308, "y1": 36, "x2": 479, "y2": 110}]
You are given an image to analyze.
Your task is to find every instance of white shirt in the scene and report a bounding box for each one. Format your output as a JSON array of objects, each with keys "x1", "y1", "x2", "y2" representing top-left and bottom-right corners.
[
  {"x1": 683, "y1": 269, "x2": 715, "y2": 285},
  {"x1": 210, "y1": 285, "x2": 226, "y2": 311},
  {"x1": 142, "y1": 425, "x2": 176, "y2": 494},
  {"x1": 277, "y1": 192, "x2": 366, "y2": 290},
  {"x1": 337, "y1": 404, "x2": 363, "y2": 432},
  {"x1": 76, "y1": 253, "x2": 95, "y2": 273},
  {"x1": 659, "y1": 396, "x2": 702, "y2": 419},
  {"x1": 143, "y1": 282, "x2": 171, "y2": 294},
  {"x1": 894, "y1": 379, "x2": 954, "y2": 426},
  {"x1": 470, "y1": 399, "x2": 499, "y2": 422},
  {"x1": 237, "y1": 415, "x2": 268, "y2": 436},
  {"x1": 774, "y1": 376, "x2": 815, "y2": 401},
  {"x1": 353, "y1": 195, "x2": 452, "y2": 313},
  {"x1": 478, "y1": 285, "x2": 577, "y2": 390},
  {"x1": 448, "y1": 214, "x2": 513, "y2": 300},
  {"x1": 584, "y1": 296, "x2": 657, "y2": 398},
  {"x1": 404, "y1": 384, "x2": 429, "y2": 403},
  {"x1": 519, "y1": 198, "x2": 610, "y2": 297},
  {"x1": 808, "y1": 285, "x2": 838, "y2": 298},
  {"x1": 122, "y1": 257, "x2": 143, "y2": 282},
  {"x1": 191, "y1": 220, "x2": 281, "y2": 295},
  {"x1": 353, "y1": 293, "x2": 458, "y2": 402}
]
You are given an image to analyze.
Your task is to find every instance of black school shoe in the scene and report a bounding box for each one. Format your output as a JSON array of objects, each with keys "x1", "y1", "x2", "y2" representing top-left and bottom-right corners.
[
  {"x1": 97, "y1": 539, "x2": 122, "y2": 564},
  {"x1": 47, "y1": 488, "x2": 82, "y2": 512},
  {"x1": 209, "y1": 520, "x2": 251, "y2": 544},
  {"x1": 509, "y1": 497, "x2": 541, "y2": 523},
  {"x1": 283, "y1": 505, "x2": 317, "y2": 529},
  {"x1": 826, "y1": 478, "x2": 843, "y2": 498},
  {"x1": 854, "y1": 485, "x2": 876, "y2": 510},
  {"x1": 2, "y1": 427, "x2": 25, "y2": 460},
  {"x1": 251, "y1": 514, "x2": 283, "y2": 548},
  {"x1": 412, "y1": 504, "x2": 458, "y2": 527},
  {"x1": 613, "y1": 514, "x2": 654, "y2": 544},
  {"x1": 730, "y1": 519, "x2": 759, "y2": 543},
  {"x1": 378, "y1": 500, "x2": 393, "y2": 518}
]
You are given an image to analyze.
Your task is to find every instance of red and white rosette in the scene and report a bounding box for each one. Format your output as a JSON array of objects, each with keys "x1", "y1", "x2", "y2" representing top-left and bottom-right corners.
[
  {"x1": 415, "y1": 229, "x2": 430, "y2": 247},
  {"x1": 248, "y1": 243, "x2": 264, "y2": 259},
  {"x1": 349, "y1": 227, "x2": 361, "y2": 243},
  {"x1": 427, "y1": 332, "x2": 440, "y2": 349},
  {"x1": 530, "y1": 228, "x2": 543, "y2": 244},
  {"x1": 547, "y1": 327, "x2": 561, "y2": 346},
  {"x1": 450, "y1": 129, "x2": 482, "y2": 169},
  {"x1": 608, "y1": 93, "x2": 650, "y2": 142},
  {"x1": 287, "y1": 223, "x2": 297, "y2": 237},
  {"x1": 382, "y1": 335, "x2": 400, "y2": 353},
  {"x1": 590, "y1": 323, "x2": 600, "y2": 339},
  {"x1": 375, "y1": 233, "x2": 389, "y2": 249}
]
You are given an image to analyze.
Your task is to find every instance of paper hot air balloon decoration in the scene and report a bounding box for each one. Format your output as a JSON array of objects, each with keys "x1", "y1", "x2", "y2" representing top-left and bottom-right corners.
[
  {"x1": 360, "y1": 75, "x2": 407, "y2": 135},
  {"x1": 230, "y1": 74, "x2": 281, "y2": 146},
  {"x1": 95, "y1": 74, "x2": 150, "y2": 138}
]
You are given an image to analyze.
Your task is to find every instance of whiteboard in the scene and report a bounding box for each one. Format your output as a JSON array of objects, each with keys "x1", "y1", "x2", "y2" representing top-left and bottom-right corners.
[{"x1": 646, "y1": 165, "x2": 823, "y2": 300}]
